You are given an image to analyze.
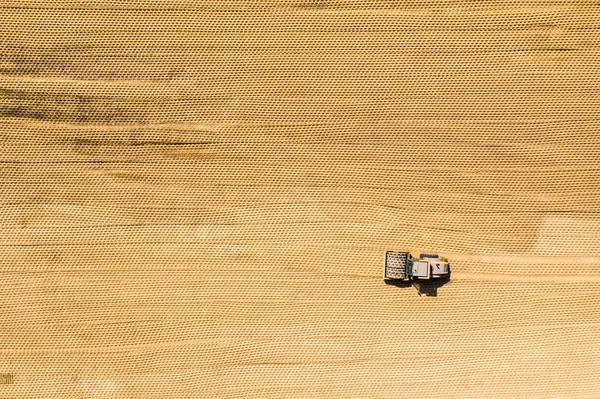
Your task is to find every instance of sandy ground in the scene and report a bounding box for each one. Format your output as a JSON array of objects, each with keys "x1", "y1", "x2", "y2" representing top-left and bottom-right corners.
[{"x1": 1, "y1": 1, "x2": 600, "y2": 397}]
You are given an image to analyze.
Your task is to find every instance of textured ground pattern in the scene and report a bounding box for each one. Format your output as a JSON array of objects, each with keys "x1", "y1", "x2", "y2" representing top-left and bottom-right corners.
[{"x1": 1, "y1": 1, "x2": 600, "y2": 398}]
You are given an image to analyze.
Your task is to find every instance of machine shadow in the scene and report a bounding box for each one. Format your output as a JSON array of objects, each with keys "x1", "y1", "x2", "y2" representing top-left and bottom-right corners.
[{"x1": 384, "y1": 267, "x2": 451, "y2": 297}]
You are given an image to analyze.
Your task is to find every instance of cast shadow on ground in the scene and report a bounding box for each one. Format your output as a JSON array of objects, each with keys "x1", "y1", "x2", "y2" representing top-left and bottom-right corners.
[{"x1": 384, "y1": 268, "x2": 451, "y2": 297}]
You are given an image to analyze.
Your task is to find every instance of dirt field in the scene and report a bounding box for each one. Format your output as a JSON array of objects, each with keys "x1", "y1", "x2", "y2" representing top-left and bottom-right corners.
[{"x1": 1, "y1": 1, "x2": 600, "y2": 397}]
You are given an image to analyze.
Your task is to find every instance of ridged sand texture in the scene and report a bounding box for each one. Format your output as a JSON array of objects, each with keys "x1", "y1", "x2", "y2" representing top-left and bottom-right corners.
[{"x1": 1, "y1": 1, "x2": 600, "y2": 398}]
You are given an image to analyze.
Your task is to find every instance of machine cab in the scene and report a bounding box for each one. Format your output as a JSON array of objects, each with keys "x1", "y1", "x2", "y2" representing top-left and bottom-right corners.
[
  {"x1": 411, "y1": 260, "x2": 431, "y2": 279},
  {"x1": 418, "y1": 253, "x2": 449, "y2": 279}
]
